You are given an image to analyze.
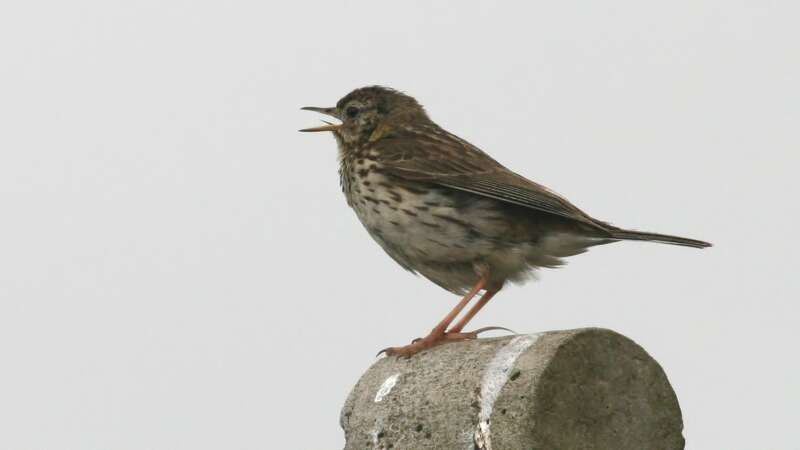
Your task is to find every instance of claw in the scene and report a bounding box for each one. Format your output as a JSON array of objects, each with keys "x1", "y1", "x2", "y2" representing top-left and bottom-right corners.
[
  {"x1": 376, "y1": 346, "x2": 415, "y2": 359},
  {"x1": 377, "y1": 336, "x2": 426, "y2": 358},
  {"x1": 471, "y1": 326, "x2": 516, "y2": 335}
]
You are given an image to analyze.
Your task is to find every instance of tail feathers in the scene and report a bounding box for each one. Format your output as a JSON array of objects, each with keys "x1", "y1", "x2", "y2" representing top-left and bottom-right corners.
[{"x1": 609, "y1": 229, "x2": 711, "y2": 249}]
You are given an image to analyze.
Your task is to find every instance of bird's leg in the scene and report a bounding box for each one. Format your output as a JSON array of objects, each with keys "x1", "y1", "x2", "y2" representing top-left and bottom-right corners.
[
  {"x1": 379, "y1": 272, "x2": 490, "y2": 358},
  {"x1": 429, "y1": 272, "x2": 490, "y2": 336},
  {"x1": 445, "y1": 286, "x2": 504, "y2": 339}
]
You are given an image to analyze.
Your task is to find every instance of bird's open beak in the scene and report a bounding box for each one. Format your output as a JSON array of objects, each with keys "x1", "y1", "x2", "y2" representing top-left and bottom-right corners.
[{"x1": 299, "y1": 106, "x2": 342, "y2": 132}]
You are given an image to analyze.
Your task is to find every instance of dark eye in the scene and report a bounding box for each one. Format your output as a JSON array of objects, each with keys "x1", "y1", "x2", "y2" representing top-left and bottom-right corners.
[{"x1": 345, "y1": 106, "x2": 359, "y2": 118}]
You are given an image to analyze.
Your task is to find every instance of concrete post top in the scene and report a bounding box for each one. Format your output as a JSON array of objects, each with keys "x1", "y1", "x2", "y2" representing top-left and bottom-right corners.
[{"x1": 341, "y1": 328, "x2": 684, "y2": 450}]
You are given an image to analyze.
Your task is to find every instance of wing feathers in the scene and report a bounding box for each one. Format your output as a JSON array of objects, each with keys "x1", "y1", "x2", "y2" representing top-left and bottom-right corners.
[
  {"x1": 373, "y1": 126, "x2": 606, "y2": 229},
  {"x1": 369, "y1": 125, "x2": 710, "y2": 248}
]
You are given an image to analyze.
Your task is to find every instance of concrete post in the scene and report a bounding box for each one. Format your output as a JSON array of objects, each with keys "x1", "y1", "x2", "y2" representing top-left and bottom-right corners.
[{"x1": 341, "y1": 328, "x2": 684, "y2": 450}]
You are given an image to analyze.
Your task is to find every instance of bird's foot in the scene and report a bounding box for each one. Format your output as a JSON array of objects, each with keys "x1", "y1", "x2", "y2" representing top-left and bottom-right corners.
[
  {"x1": 377, "y1": 330, "x2": 466, "y2": 358},
  {"x1": 377, "y1": 326, "x2": 515, "y2": 358}
]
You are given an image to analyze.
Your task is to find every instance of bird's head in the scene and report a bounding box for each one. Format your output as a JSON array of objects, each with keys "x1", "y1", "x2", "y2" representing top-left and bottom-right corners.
[{"x1": 300, "y1": 86, "x2": 430, "y2": 147}]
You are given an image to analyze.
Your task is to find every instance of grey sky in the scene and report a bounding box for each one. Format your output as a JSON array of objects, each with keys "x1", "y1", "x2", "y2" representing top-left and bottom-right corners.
[{"x1": 0, "y1": 1, "x2": 797, "y2": 449}]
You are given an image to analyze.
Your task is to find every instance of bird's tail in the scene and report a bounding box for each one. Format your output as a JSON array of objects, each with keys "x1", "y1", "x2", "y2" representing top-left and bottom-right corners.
[{"x1": 608, "y1": 228, "x2": 711, "y2": 249}]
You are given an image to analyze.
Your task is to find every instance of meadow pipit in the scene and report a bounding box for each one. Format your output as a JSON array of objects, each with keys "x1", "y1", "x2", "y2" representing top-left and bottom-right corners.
[{"x1": 301, "y1": 86, "x2": 710, "y2": 357}]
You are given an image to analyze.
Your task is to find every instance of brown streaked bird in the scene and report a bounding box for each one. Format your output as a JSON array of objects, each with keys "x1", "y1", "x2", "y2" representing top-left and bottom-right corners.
[{"x1": 301, "y1": 86, "x2": 710, "y2": 357}]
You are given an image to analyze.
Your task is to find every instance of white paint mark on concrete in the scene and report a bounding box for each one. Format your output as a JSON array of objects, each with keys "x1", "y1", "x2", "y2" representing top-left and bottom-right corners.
[
  {"x1": 370, "y1": 373, "x2": 401, "y2": 449},
  {"x1": 473, "y1": 334, "x2": 540, "y2": 450},
  {"x1": 374, "y1": 373, "x2": 400, "y2": 403}
]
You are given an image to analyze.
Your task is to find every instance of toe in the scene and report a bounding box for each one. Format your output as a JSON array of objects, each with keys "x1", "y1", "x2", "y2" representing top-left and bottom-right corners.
[{"x1": 471, "y1": 326, "x2": 516, "y2": 335}]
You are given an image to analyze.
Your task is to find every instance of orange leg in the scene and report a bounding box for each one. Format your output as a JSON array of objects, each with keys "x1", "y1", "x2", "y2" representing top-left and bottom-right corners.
[
  {"x1": 431, "y1": 272, "x2": 489, "y2": 335},
  {"x1": 380, "y1": 272, "x2": 490, "y2": 358},
  {"x1": 448, "y1": 286, "x2": 502, "y2": 334}
]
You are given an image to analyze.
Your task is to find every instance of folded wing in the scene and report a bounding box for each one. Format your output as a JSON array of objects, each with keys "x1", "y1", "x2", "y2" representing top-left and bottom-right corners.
[{"x1": 372, "y1": 126, "x2": 610, "y2": 232}]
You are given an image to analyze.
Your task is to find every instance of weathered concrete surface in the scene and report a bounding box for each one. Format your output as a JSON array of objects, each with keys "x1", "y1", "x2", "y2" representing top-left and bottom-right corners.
[{"x1": 340, "y1": 328, "x2": 683, "y2": 450}]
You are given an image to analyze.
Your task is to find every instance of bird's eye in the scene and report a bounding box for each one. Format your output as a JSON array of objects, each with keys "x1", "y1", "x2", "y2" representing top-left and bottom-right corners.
[{"x1": 345, "y1": 106, "x2": 359, "y2": 118}]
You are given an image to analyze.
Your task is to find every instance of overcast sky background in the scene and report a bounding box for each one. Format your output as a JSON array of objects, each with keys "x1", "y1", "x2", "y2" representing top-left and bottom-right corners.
[{"x1": 1, "y1": 1, "x2": 797, "y2": 449}]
